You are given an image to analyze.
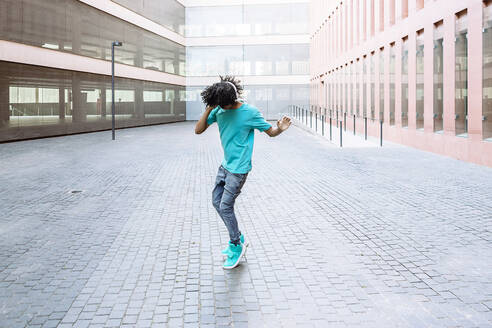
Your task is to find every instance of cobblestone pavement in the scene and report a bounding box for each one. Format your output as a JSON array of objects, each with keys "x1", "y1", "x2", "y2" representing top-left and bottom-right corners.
[{"x1": 1, "y1": 122, "x2": 491, "y2": 328}]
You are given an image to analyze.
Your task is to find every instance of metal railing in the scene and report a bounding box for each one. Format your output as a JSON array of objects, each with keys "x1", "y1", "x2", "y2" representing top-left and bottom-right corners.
[{"x1": 288, "y1": 105, "x2": 384, "y2": 148}]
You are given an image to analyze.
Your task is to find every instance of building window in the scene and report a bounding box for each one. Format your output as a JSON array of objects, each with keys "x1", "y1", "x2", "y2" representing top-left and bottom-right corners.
[
  {"x1": 483, "y1": 2, "x2": 492, "y2": 140},
  {"x1": 370, "y1": 52, "x2": 375, "y2": 120},
  {"x1": 401, "y1": 37, "x2": 409, "y2": 127},
  {"x1": 328, "y1": 73, "x2": 332, "y2": 112},
  {"x1": 350, "y1": 62, "x2": 354, "y2": 116},
  {"x1": 434, "y1": 21, "x2": 444, "y2": 133},
  {"x1": 363, "y1": 0, "x2": 367, "y2": 41},
  {"x1": 371, "y1": 0, "x2": 375, "y2": 36},
  {"x1": 379, "y1": 48, "x2": 384, "y2": 122},
  {"x1": 345, "y1": 65, "x2": 349, "y2": 115},
  {"x1": 363, "y1": 56, "x2": 368, "y2": 118},
  {"x1": 356, "y1": 59, "x2": 361, "y2": 117},
  {"x1": 416, "y1": 30, "x2": 425, "y2": 130},
  {"x1": 390, "y1": 43, "x2": 396, "y2": 125},
  {"x1": 379, "y1": 0, "x2": 384, "y2": 32},
  {"x1": 335, "y1": 69, "x2": 338, "y2": 114},
  {"x1": 340, "y1": 66, "x2": 344, "y2": 114},
  {"x1": 455, "y1": 10, "x2": 468, "y2": 136},
  {"x1": 402, "y1": 0, "x2": 408, "y2": 19},
  {"x1": 390, "y1": 0, "x2": 396, "y2": 26}
]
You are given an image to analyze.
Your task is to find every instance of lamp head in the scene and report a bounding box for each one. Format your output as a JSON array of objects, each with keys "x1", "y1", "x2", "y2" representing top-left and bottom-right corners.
[{"x1": 113, "y1": 41, "x2": 123, "y2": 46}]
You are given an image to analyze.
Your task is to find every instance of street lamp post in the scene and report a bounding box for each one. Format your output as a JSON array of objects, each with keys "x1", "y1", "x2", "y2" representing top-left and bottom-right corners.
[{"x1": 111, "y1": 41, "x2": 123, "y2": 140}]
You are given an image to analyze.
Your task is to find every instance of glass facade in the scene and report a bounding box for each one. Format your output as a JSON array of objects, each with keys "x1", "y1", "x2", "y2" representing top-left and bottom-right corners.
[
  {"x1": 434, "y1": 23, "x2": 444, "y2": 133},
  {"x1": 483, "y1": 4, "x2": 492, "y2": 140},
  {"x1": 184, "y1": 3, "x2": 310, "y2": 121},
  {"x1": 455, "y1": 13, "x2": 468, "y2": 136},
  {"x1": 401, "y1": 37, "x2": 409, "y2": 127},
  {"x1": 0, "y1": 1, "x2": 309, "y2": 139},
  {"x1": 416, "y1": 31, "x2": 425, "y2": 130},
  {"x1": 185, "y1": 3, "x2": 309, "y2": 37},
  {"x1": 186, "y1": 84, "x2": 308, "y2": 120},
  {"x1": 113, "y1": 0, "x2": 185, "y2": 35},
  {"x1": 0, "y1": 0, "x2": 185, "y2": 76},
  {"x1": 186, "y1": 44, "x2": 309, "y2": 77},
  {"x1": 0, "y1": 61, "x2": 185, "y2": 142}
]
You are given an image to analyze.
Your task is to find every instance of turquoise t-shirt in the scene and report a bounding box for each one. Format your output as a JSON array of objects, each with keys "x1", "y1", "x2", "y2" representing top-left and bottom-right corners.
[{"x1": 207, "y1": 102, "x2": 272, "y2": 174}]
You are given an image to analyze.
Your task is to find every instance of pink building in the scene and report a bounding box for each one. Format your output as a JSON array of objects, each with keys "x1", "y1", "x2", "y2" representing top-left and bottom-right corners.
[{"x1": 310, "y1": 0, "x2": 492, "y2": 167}]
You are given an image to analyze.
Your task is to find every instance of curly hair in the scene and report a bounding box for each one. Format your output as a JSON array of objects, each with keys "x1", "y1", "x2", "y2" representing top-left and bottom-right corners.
[{"x1": 201, "y1": 75, "x2": 243, "y2": 108}]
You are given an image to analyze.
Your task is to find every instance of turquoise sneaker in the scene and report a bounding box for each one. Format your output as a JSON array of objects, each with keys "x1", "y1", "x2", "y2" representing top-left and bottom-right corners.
[
  {"x1": 221, "y1": 234, "x2": 248, "y2": 257},
  {"x1": 223, "y1": 242, "x2": 246, "y2": 270}
]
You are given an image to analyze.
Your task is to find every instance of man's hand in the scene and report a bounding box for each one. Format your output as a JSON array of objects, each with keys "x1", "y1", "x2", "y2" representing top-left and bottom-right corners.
[
  {"x1": 277, "y1": 116, "x2": 292, "y2": 131},
  {"x1": 265, "y1": 116, "x2": 292, "y2": 137}
]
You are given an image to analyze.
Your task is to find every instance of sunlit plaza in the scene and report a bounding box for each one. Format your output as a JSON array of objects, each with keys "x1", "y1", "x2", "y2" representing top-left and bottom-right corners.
[{"x1": 1, "y1": 1, "x2": 492, "y2": 327}]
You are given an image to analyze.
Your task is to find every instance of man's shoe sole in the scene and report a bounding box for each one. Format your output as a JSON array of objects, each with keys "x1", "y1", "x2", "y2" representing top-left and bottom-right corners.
[{"x1": 223, "y1": 244, "x2": 247, "y2": 270}]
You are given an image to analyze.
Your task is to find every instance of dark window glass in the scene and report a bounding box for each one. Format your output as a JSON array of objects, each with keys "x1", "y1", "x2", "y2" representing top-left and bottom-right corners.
[
  {"x1": 483, "y1": 5, "x2": 492, "y2": 140},
  {"x1": 401, "y1": 38, "x2": 409, "y2": 127},
  {"x1": 389, "y1": 45, "x2": 396, "y2": 125},
  {"x1": 0, "y1": 61, "x2": 185, "y2": 142},
  {"x1": 455, "y1": 14, "x2": 468, "y2": 136},
  {"x1": 416, "y1": 31, "x2": 425, "y2": 130},
  {"x1": 0, "y1": 0, "x2": 185, "y2": 76},
  {"x1": 434, "y1": 24, "x2": 444, "y2": 133}
]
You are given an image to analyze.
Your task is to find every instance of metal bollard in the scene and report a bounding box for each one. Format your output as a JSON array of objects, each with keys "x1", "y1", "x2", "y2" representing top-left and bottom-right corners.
[
  {"x1": 322, "y1": 115, "x2": 325, "y2": 136},
  {"x1": 310, "y1": 111, "x2": 312, "y2": 128},
  {"x1": 353, "y1": 114, "x2": 356, "y2": 135},
  {"x1": 329, "y1": 117, "x2": 332, "y2": 141},
  {"x1": 380, "y1": 120, "x2": 383, "y2": 147},
  {"x1": 315, "y1": 113, "x2": 318, "y2": 132},
  {"x1": 364, "y1": 117, "x2": 367, "y2": 140},
  {"x1": 339, "y1": 121, "x2": 343, "y2": 147}
]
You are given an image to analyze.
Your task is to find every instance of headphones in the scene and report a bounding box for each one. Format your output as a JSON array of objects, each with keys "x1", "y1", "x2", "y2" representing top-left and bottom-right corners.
[{"x1": 224, "y1": 81, "x2": 239, "y2": 100}]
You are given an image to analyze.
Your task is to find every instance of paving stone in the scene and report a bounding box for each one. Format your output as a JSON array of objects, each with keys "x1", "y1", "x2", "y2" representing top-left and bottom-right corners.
[{"x1": 0, "y1": 122, "x2": 490, "y2": 327}]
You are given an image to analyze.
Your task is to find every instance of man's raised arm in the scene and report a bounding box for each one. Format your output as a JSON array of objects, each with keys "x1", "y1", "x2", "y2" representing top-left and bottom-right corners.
[{"x1": 195, "y1": 106, "x2": 214, "y2": 134}]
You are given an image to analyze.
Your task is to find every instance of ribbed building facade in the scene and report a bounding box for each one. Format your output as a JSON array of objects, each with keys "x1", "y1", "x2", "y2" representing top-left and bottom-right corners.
[{"x1": 310, "y1": 0, "x2": 492, "y2": 166}]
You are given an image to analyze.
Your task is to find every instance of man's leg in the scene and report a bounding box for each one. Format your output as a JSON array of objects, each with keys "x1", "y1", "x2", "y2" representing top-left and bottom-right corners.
[
  {"x1": 212, "y1": 173, "x2": 225, "y2": 217},
  {"x1": 219, "y1": 171, "x2": 248, "y2": 245}
]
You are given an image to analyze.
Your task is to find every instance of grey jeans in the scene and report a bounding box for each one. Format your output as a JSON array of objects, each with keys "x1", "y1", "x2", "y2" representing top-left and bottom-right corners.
[{"x1": 212, "y1": 165, "x2": 248, "y2": 245}]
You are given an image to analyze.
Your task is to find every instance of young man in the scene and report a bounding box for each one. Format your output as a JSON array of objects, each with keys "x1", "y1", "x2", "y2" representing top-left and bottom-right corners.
[{"x1": 195, "y1": 76, "x2": 291, "y2": 269}]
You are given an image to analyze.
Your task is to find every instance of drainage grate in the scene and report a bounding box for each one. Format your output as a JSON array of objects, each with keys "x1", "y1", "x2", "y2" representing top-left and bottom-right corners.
[{"x1": 70, "y1": 190, "x2": 82, "y2": 194}]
